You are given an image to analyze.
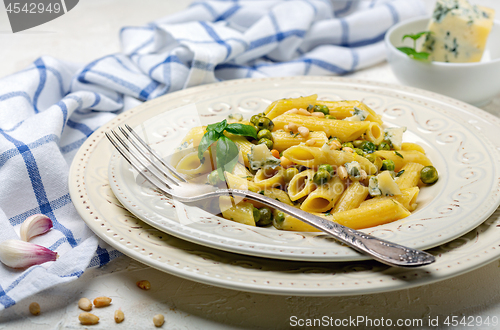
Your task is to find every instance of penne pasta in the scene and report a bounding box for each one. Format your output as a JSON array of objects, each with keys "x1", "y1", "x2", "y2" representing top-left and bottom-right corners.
[
  {"x1": 175, "y1": 150, "x2": 213, "y2": 176},
  {"x1": 315, "y1": 100, "x2": 383, "y2": 124},
  {"x1": 332, "y1": 181, "x2": 369, "y2": 213},
  {"x1": 272, "y1": 113, "x2": 373, "y2": 142},
  {"x1": 316, "y1": 199, "x2": 411, "y2": 230},
  {"x1": 287, "y1": 169, "x2": 316, "y2": 201},
  {"x1": 374, "y1": 150, "x2": 432, "y2": 171},
  {"x1": 362, "y1": 122, "x2": 384, "y2": 145},
  {"x1": 395, "y1": 162, "x2": 425, "y2": 190},
  {"x1": 264, "y1": 94, "x2": 318, "y2": 119},
  {"x1": 253, "y1": 167, "x2": 285, "y2": 189},
  {"x1": 219, "y1": 196, "x2": 256, "y2": 226},
  {"x1": 273, "y1": 212, "x2": 320, "y2": 232},
  {"x1": 229, "y1": 134, "x2": 254, "y2": 167},
  {"x1": 360, "y1": 187, "x2": 420, "y2": 212},
  {"x1": 300, "y1": 176, "x2": 345, "y2": 213},
  {"x1": 283, "y1": 145, "x2": 377, "y2": 174},
  {"x1": 272, "y1": 130, "x2": 328, "y2": 152},
  {"x1": 401, "y1": 142, "x2": 426, "y2": 154},
  {"x1": 181, "y1": 126, "x2": 206, "y2": 146},
  {"x1": 247, "y1": 188, "x2": 294, "y2": 209}
]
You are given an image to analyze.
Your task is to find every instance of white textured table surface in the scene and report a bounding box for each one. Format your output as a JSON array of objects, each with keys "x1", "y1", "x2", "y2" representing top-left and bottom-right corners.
[{"x1": 1, "y1": 1, "x2": 500, "y2": 329}]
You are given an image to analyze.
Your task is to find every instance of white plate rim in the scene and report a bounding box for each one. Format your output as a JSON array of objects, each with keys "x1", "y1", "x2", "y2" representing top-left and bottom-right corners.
[{"x1": 107, "y1": 77, "x2": 500, "y2": 261}]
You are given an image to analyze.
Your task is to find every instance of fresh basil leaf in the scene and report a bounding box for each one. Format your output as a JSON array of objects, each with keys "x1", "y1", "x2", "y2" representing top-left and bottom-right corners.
[
  {"x1": 207, "y1": 119, "x2": 228, "y2": 134},
  {"x1": 216, "y1": 136, "x2": 240, "y2": 180},
  {"x1": 225, "y1": 123, "x2": 258, "y2": 139},
  {"x1": 402, "y1": 31, "x2": 431, "y2": 41},
  {"x1": 411, "y1": 52, "x2": 430, "y2": 61},
  {"x1": 396, "y1": 170, "x2": 405, "y2": 177},
  {"x1": 397, "y1": 47, "x2": 417, "y2": 56},
  {"x1": 397, "y1": 47, "x2": 430, "y2": 62},
  {"x1": 198, "y1": 130, "x2": 220, "y2": 163},
  {"x1": 394, "y1": 151, "x2": 404, "y2": 159}
]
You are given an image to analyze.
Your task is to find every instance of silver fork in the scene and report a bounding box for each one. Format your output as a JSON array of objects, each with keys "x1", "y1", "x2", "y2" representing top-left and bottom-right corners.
[{"x1": 106, "y1": 124, "x2": 435, "y2": 268}]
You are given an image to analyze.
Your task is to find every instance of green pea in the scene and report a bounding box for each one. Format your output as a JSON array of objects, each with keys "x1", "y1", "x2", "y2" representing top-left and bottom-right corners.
[
  {"x1": 378, "y1": 142, "x2": 391, "y2": 150},
  {"x1": 318, "y1": 164, "x2": 334, "y2": 174},
  {"x1": 381, "y1": 159, "x2": 395, "y2": 171},
  {"x1": 325, "y1": 115, "x2": 336, "y2": 120},
  {"x1": 283, "y1": 167, "x2": 299, "y2": 182},
  {"x1": 360, "y1": 141, "x2": 376, "y2": 153},
  {"x1": 313, "y1": 105, "x2": 330, "y2": 115},
  {"x1": 252, "y1": 207, "x2": 261, "y2": 224},
  {"x1": 420, "y1": 166, "x2": 439, "y2": 184},
  {"x1": 257, "y1": 207, "x2": 273, "y2": 226},
  {"x1": 329, "y1": 136, "x2": 341, "y2": 143},
  {"x1": 365, "y1": 153, "x2": 377, "y2": 163},
  {"x1": 257, "y1": 129, "x2": 273, "y2": 141},
  {"x1": 250, "y1": 114, "x2": 263, "y2": 126},
  {"x1": 258, "y1": 138, "x2": 273, "y2": 149},
  {"x1": 313, "y1": 169, "x2": 331, "y2": 185},
  {"x1": 342, "y1": 142, "x2": 354, "y2": 149},
  {"x1": 274, "y1": 211, "x2": 285, "y2": 224},
  {"x1": 257, "y1": 117, "x2": 274, "y2": 131},
  {"x1": 354, "y1": 148, "x2": 365, "y2": 157},
  {"x1": 207, "y1": 170, "x2": 220, "y2": 185},
  {"x1": 353, "y1": 140, "x2": 364, "y2": 148}
]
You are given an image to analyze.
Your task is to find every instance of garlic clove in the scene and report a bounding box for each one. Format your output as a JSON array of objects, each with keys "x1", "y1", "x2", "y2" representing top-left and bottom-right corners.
[
  {"x1": 0, "y1": 240, "x2": 57, "y2": 268},
  {"x1": 20, "y1": 214, "x2": 53, "y2": 241}
]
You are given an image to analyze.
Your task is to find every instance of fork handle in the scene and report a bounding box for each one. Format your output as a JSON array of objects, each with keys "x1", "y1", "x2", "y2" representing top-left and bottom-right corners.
[{"x1": 223, "y1": 189, "x2": 435, "y2": 268}]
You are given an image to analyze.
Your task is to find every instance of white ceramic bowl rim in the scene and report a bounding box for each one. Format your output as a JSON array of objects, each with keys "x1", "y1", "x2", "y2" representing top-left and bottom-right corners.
[{"x1": 385, "y1": 16, "x2": 500, "y2": 67}]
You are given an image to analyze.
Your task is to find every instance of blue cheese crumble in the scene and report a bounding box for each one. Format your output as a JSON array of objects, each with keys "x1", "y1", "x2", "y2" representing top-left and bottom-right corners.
[
  {"x1": 343, "y1": 107, "x2": 369, "y2": 121},
  {"x1": 344, "y1": 161, "x2": 362, "y2": 180},
  {"x1": 369, "y1": 171, "x2": 402, "y2": 197},
  {"x1": 247, "y1": 144, "x2": 280, "y2": 171},
  {"x1": 384, "y1": 127, "x2": 406, "y2": 150}
]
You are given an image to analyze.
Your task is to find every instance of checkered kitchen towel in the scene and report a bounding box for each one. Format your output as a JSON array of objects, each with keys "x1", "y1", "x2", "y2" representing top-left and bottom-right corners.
[{"x1": 0, "y1": 0, "x2": 425, "y2": 309}]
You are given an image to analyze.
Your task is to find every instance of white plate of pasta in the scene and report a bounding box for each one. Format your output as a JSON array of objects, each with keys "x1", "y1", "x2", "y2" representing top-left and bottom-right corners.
[{"x1": 108, "y1": 78, "x2": 500, "y2": 262}]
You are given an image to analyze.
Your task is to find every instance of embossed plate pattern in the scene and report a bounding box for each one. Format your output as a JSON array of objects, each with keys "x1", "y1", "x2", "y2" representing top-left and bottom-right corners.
[
  {"x1": 69, "y1": 77, "x2": 500, "y2": 296},
  {"x1": 108, "y1": 78, "x2": 500, "y2": 261}
]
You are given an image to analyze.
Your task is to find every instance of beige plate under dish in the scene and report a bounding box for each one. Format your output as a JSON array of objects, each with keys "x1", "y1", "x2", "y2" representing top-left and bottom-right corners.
[{"x1": 69, "y1": 77, "x2": 500, "y2": 296}]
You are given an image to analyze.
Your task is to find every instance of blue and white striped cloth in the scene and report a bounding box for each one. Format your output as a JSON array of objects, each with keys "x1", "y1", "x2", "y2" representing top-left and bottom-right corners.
[{"x1": 0, "y1": 0, "x2": 425, "y2": 309}]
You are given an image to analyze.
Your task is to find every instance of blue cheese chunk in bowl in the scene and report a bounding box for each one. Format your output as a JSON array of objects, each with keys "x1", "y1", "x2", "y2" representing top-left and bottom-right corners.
[{"x1": 384, "y1": 16, "x2": 500, "y2": 106}]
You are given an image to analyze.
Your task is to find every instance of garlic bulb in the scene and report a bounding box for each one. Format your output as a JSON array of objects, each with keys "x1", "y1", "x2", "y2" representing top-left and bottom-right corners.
[
  {"x1": 20, "y1": 214, "x2": 53, "y2": 241},
  {"x1": 0, "y1": 240, "x2": 57, "y2": 268}
]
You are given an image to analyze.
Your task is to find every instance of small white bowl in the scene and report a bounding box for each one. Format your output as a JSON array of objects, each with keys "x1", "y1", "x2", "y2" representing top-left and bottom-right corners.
[{"x1": 385, "y1": 16, "x2": 500, "y2": 106}]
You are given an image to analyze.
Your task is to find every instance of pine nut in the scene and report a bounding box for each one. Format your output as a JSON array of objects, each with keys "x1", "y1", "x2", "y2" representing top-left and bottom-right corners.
[
  {"x1": 283, "y1": 125, "x2": 289, "y2": 131},
  {"x1": 359, "y1": 170, "x2": 367, "y2": 181},
  {"x1": 285, "y1": 108, "x2": 298, "y2": 114},
  {"x1": 305, "y1": 139, "x2": 316, "y2": 146},
  {"x1": 338, "y1": 166, "x2": 348, "y2": 180},
  {"x1": 136, "y1": 280, "x2": 151, "y2": 290},
  {"x1": 288, "y1": 123, "x2": 298, "y2": 131},
  {"x1": 153, "y1": 314, "x2": 165, "y2": 327},
  {"x1": 78, "y1": 298, "x2": 92, "y2": 311},
  {"x1": 342, "y1": 147, "x2": 354, "y2": 153},
  {"x1": 79, "y1": 312, "x2": 99, "y2": 325},
  {"x1": 329, "y1": 140, "x2": 342, "y2": 150},
  {"x1": 29, "y1": 302, "x2": 40, "y2": 316},
  {"x1": 280, "y1": 157, "x2": 294, "y2": 168},
  {"x1": 311, "y1": 112, "x2": 325, "y2": 117},
  {"x1": 297, "y1": 126, "x2": 310, "y2": 138},
  {"x1": 114, "y1": 309, "x2": 125, "y2": 323},
  {"x1": 93, "y1": 296, "x2": 112, "y2": 308},
  {"x1": 297, "y1": 108, "x2": 311, "y2": 116}
]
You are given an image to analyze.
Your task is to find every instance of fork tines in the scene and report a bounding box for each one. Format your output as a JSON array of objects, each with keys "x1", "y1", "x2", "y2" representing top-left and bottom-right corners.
[{"x1": 106, "y1": 125, "x2": 186, "y2": 194}]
